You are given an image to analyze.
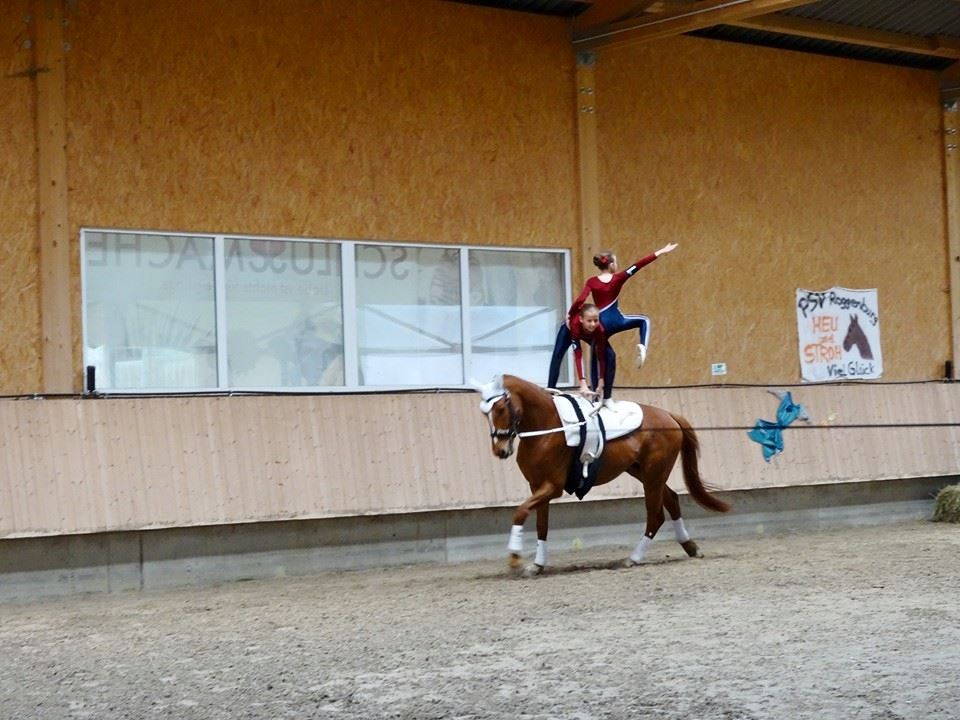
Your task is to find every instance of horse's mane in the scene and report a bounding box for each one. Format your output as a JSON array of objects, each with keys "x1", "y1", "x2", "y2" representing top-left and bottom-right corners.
[
  {"x1": 499, "y1": 374, "x2": 561, "y2": 423},
  {"x1": 502, "y1": 373, "x2": 544, "y2": 395}
]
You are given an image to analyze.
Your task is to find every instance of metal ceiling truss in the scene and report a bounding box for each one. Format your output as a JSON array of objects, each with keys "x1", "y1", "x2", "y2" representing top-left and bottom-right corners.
[{"x1": 446, "y1": 0, "x2": 960, "y2": 96}]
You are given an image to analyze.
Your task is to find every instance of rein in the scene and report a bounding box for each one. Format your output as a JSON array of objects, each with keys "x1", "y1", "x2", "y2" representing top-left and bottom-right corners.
[
  {"x1": 481, "y1": 391, "x2": 598, "y2": 439},
  {"x1": 518, "y1": 422, "x2": 584, "y2": 438}
]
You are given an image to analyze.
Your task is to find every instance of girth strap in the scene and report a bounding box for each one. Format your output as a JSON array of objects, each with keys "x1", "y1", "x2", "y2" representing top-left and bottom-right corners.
[{"x1": 559, "y1": 393, "x2": 588, "y2": 460}]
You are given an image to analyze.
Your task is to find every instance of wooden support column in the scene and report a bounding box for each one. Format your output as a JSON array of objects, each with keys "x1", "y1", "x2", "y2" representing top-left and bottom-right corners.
[
  {"x1": 33, "y1": 0, "x2": 73, "y2": 392},
  {"x1": 575, "y1": 51, "x2": 600, "y2": 277},
  {"x1": 944, "y1": 102, "x2": 960, "y2": 379}
]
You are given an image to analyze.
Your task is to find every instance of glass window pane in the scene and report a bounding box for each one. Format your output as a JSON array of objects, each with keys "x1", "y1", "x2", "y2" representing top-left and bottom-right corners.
[
  {"x1": 83, "y1": 231, "x2": 217, "y2": 390},
  {"x1": 469, "y1": 250, "x2": 566, "y2": 385},
  {"x1": 356, "y1": 245, "x2": 463, "y2": 386},
  {"x1": 225, "y1": 239, "x2": 343, "y2": 388}
]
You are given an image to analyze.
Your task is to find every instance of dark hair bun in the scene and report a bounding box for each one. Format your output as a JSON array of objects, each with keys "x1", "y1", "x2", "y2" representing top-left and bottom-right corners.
[{"x1": 593, "y1": 253, "x2": 612, "y2": 269}]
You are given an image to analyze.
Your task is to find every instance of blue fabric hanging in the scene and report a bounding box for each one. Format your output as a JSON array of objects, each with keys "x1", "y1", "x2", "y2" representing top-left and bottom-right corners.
[{"x1": 747, "y1": 391, "x2": 808, "y2": 462}]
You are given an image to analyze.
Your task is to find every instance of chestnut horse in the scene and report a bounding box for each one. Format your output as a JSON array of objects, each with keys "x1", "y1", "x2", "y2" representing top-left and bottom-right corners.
[{"x1": 477, "y1": 374, "x2": 730, "y2": 575}]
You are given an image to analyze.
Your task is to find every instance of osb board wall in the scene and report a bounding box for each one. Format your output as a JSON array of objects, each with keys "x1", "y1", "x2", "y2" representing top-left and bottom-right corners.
[
  {"x1": 2, "y1": 384, "x2": 959, "y2": 538},
  {"x1": 64, "y1": 0, "x2": 578, "y2": 245},
  {"x1": 55, "y1": 0, "x2": 579, "y2": 390},
  {"x1": 0, "y1": 0, "x2": 42, "y2": 393},
  {"x1": 590, "y1": 36, "x2": 948, "y2": 387}
]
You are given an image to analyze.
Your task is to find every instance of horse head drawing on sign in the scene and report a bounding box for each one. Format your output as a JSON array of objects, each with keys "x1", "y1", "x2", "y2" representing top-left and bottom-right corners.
[
  {"x1": 842, "y1": 314, "x2": 873, "y2": 359},
  {"x1": 475, "y1": 374, "x2": 731, "y2": 576}
]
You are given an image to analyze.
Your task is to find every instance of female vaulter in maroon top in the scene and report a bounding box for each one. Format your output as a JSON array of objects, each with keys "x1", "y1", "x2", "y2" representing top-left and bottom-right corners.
[
  {"x1": 547, "y1": 243, "x2": 678, "y2": 399},
  {"x1": 572, "y1": 253, "x2": 657, "y2": 314}
]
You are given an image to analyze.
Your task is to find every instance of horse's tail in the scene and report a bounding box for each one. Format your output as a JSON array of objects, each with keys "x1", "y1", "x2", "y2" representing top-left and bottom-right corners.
[{"x1": 671, "y1": 413, "x2": 731, "y2": 513}]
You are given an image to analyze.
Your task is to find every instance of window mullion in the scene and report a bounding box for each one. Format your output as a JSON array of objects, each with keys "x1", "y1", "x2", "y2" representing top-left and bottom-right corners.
[
  {"x1": 460, "y1": 249, "x2": 471, "y2": 386},
  {"x1": 342, "y1": 242, "x2": 359, "y2": 387},
  {"x1": 214, "y1": 235, "x2": 229, "y2": 389}
]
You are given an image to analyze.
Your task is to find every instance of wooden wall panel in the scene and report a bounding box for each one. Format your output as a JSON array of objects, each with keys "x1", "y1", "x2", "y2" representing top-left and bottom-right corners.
[
  {"x1": 2, "y1": 384, "x2": 959, "y2": 538},
  {"x1": 65, "y1": 0, "x2": 578, "y2": 245},
  {"x1": 33, "y1": 0, "x2": 73, "y2": 392},
  {"x1": 0, "y1": 0, "x2": 42, "y2": 393},
  {"x1": 58, "y1": 0, "x2": 580, "y2": 389},
  {"x1": 3, "y1": 1, "x2": 952, "y2": 393},
  {"x1": 591, "y1": 36, "x2": 948, "y2": 386}
]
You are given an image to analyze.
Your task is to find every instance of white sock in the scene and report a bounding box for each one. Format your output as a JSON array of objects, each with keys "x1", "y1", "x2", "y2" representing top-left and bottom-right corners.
[
  {"x1": 508, "y1": 525, "x2": 524, "y2": 553},
  {"x1": 534, "y1": 539, "x2": 548, "y2": 567},
  {"x1": 673, "y1": 518, "x2": 690, "y2": 543},
  {"x1": 630, "y1": 535, "x2": 653, "y2": 564}
]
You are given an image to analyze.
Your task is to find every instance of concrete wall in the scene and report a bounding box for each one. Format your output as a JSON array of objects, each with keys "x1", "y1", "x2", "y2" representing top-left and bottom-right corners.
[{"x1": 0, "y1": 476, "x2": 949, "y2": 603}]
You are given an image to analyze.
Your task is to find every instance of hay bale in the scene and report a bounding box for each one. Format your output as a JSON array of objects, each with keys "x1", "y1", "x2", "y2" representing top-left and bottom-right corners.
[{"x1": 932, "y1": 484, "x2": 960, "y2": 523}]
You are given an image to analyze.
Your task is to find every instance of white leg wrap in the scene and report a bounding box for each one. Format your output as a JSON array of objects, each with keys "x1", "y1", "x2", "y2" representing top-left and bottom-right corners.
[
  {"x1": 534, "y1": 539, "x2": 547, "y2": 567},
  {"x1": 673, "y1": 518, "x2": 691, "y2": 543},
  {"x1": 630, "y1": 535, "x2": 653, "y2": 564},
  {"x1": 508, "y1": 525, "x2": 524, "y2": 553}
]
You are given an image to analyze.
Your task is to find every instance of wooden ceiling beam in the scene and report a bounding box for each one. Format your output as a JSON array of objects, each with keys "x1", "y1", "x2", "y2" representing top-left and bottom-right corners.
[
  {"x1": 733, "y1": 14, "x2": 960, "y2": 59},
  {"x1": 572, "y1": 0, "x2": 816, "y2": 49},
  {"x1": 940, "y1": 61, "x2": 960, "y2": 102},
  {"x1": 573, "y1": 1, "x2": 659, "y2": 30}
]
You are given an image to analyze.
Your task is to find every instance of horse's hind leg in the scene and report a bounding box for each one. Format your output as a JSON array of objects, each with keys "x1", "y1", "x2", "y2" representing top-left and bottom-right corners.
[{"x1": 663, "y1": 487, "x2": 703, "y2": 558}]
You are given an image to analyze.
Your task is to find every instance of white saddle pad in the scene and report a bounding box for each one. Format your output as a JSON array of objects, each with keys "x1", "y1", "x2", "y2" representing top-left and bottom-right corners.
[
  {"x1": 598, "y1": 399, "x2": 645, "y2": 439},
  {"x1": 552, "y1": 395, "x2": 644, "y2": 448}
]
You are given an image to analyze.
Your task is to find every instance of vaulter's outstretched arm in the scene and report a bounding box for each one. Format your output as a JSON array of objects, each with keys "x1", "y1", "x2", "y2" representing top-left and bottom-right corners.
[{"x1": 624, "y1": 242, "x2": 678, "y2": 278}]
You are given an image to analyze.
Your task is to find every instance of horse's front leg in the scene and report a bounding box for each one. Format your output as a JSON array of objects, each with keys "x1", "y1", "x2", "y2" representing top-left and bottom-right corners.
[
  {"x1": 508, "y1": 483, "x2": 560, "y2": 572},
  {"x1": 627, "y1": 480, "x2": 666, "y2": 566},
  {"x1": 521, "y1": 501, "x2": 551, "y2": 577}
]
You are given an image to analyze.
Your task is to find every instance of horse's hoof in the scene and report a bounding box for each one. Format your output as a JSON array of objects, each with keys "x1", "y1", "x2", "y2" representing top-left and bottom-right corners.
[
  {"x1": 508, "y1": 553, "x2": 524, "y2": 569},
  {"x1": 681, "y1": 540, "x2": 704, "y2": 558},
  {"x1": 522, "y1": 563, "x2": 544, "y2": 578},
  {"x1": 621, "y1": 557, "x2": 643, "y2": 568}
]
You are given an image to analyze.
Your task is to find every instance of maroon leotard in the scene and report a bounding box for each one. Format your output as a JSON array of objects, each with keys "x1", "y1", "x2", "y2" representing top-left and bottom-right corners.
[
  {"x1": 568, "y1": 311, "x2": 608, "y2": 383},
  {"x1": 570, "y1": 253, "x2": 658, "y2": 312}
]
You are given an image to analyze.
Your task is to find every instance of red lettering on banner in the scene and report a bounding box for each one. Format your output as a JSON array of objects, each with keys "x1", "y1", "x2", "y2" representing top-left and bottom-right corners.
[
  {"x1": 812, "y1": 315, "x2": 838, "y2": 333},
  {"x1": 803, "y1": 335, "x2": 841, "y2": 363}
]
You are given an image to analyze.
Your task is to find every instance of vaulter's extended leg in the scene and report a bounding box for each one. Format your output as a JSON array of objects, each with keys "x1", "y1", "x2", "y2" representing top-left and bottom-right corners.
[{"x1": 547, "y1": 324, "x2": 571, "y2": 389}]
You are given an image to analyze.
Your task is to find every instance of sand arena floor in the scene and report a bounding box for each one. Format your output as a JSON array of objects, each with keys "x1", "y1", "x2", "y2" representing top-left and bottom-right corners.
[{"x1": 1, "y1": 519, "x2": 958, "y2": 720}]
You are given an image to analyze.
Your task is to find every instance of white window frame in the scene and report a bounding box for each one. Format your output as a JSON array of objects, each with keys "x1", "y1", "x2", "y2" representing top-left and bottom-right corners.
[{"x1": 81, "y1": 227, "x2": 572, "y2": 394}]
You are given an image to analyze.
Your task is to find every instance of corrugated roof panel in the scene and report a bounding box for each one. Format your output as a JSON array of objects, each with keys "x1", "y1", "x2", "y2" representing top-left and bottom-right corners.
[
  {"x1": 691, "y1": 23, "x2": 955, "y2": 70},
  {"x1": 783, "y1": 0, "x2": 960, "y2": 38}
]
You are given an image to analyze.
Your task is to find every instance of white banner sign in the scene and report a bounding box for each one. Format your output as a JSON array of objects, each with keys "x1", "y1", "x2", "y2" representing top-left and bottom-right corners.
[{"x1": 796, "y1": 287, "x2": 882, "y2": 382}]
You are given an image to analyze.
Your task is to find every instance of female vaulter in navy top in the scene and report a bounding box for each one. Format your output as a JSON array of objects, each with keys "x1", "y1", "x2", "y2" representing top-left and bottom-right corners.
[{"x1": 547, "y1": 243, "x2": 678, "y2": 395}]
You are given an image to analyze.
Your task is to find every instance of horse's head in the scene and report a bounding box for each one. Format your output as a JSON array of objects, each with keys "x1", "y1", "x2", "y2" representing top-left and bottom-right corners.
[{"x1": 474, "y1": 375, "x2": 521, "y2": 459}]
